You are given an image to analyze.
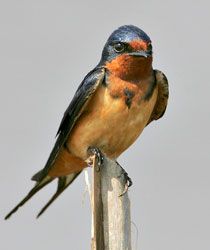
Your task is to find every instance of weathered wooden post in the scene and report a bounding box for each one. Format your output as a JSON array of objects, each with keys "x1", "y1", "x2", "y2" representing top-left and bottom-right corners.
[{"x1": 90, "y1": 154, "x2": 132, "y2": 250}]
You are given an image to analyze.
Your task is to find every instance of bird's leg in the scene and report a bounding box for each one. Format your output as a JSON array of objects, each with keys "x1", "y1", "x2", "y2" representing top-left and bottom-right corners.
[
  {"x1": 116, "y1": 161, "x2": 133, "y2": 196},
  {"x1": 86, "y1": 146, "x2": 104, "y2": 171}
]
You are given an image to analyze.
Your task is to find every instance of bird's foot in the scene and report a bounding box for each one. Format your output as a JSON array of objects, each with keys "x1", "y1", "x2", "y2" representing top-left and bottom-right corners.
[
  {"x1": 116, "y1": 162, "x2": 133, "y2": 196},
  {"x1": 86, "y1": 147, "x2": 104, "y2": 171}
]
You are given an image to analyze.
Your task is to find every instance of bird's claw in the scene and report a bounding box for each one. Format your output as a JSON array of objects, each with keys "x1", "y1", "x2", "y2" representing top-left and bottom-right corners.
[
  {"x1": 119, "y1": 173, "x2": 133, "y2": 197},
  {"x1": 86, "y1": 147, "x2": 104, "y2": 171},
  {"x1": 116, "y1": 162, "x2": 133, "y2": 197}
]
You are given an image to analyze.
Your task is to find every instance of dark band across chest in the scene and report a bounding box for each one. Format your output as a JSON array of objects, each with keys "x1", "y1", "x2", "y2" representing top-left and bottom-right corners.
[
  {"x1": 123, "y1": 88, "x2": 135, "y2": 108},
  {"x1": 105, "y1": 72, "x2": 156, "y2": 109}
]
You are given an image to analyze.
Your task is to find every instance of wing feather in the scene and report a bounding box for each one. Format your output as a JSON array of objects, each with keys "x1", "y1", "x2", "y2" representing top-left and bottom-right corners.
[
  {"x1": 34, "y1": 67, "x2": 105, "y2": 181},
  {"x1": 147, "y1": 69, "x2": 169, "y2": 125},
  {"x1": 5, "y1": 67, "x2": 105, "y2": 219}
]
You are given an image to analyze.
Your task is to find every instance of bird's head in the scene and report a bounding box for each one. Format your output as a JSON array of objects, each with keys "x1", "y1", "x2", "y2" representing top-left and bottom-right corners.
[{"x1": 99, "y1": 25, "x2": 153, "y2": 81}]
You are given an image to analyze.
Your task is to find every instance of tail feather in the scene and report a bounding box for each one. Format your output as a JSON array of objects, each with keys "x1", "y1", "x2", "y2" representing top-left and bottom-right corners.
[
  {"x1": 36, "y1": 172, "x2": 81, "y2": 218},
  {"x1": 5, "y1": 176, "x2": 53, "y2": 220}
]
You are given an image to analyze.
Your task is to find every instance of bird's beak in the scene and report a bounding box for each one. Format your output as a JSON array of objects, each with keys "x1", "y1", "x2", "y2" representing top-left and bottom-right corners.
[{"x1": 128, "y1": 50, "x2": 152, "y2": 58}]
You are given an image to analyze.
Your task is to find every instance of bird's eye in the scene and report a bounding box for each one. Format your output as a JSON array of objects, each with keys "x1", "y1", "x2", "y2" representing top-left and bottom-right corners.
[{"x1": 113, "y1": 42, "x2": 126, "y2": 53}]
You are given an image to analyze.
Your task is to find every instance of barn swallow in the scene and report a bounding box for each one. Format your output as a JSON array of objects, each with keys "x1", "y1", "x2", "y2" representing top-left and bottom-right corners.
[{"x1": 5, "y1": 25, "x2": 169, "y2": 219}]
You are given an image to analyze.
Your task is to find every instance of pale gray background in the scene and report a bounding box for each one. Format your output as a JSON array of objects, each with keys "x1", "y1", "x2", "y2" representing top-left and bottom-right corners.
[{"x1": 1, "y1": 0, "x2": 210, "y2": 249}]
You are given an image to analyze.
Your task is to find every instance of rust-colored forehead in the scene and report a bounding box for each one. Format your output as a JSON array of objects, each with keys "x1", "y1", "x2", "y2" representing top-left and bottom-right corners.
[{"x1": 129, "y1": 40, "x2": 149, "y2": 50}]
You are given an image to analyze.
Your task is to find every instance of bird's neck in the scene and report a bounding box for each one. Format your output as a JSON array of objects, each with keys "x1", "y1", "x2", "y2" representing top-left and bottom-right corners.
[{"x1": 105, "y1": 54, "x2": 153, "y2": 83}]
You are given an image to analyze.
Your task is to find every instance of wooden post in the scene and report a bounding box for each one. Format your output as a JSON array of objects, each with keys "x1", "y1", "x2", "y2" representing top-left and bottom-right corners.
[{"x1": 91, "y1": 155, "x2": 132, "y2": 250}]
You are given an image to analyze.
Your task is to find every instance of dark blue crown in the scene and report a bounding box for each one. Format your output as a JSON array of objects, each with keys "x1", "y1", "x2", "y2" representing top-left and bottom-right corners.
[{"x1": 107, "y1": 25, "x2": 151, "y2": 44}]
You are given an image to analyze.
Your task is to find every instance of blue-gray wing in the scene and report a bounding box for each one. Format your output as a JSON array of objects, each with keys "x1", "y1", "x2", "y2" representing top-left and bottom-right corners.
[
  {"x1": 4, "y1": 67, "x2": 105, "y2": 219},
  {"x1": 32, "y1": 67, "x2": 105, "y2": 181}
]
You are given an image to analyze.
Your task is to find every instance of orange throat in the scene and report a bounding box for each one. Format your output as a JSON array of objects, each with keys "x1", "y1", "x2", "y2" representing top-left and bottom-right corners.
[{"x1": 105, "y1": 54, "x2": 153, "y2": 82}]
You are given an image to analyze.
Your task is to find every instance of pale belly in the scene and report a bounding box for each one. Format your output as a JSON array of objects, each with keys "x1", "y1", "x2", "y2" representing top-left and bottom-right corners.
[{"x1": 67, "y1": 85, "x2": 158, "y2": 159}]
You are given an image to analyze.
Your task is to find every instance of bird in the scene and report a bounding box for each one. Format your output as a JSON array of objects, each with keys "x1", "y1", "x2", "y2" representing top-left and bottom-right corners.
[{"x1": 5, "y1": 25, "x2": 169, "y2": 219}]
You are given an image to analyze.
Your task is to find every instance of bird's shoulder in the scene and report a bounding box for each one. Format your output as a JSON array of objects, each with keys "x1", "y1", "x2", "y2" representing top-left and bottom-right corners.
[{"x1": 57, "y1": 67, "x2": 105, "y2": 136}]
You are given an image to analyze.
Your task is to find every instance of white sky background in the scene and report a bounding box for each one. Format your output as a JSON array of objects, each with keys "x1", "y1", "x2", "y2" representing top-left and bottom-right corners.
[{"x1": 0, "y1": 1, "x2": 210, "y2": 249}]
